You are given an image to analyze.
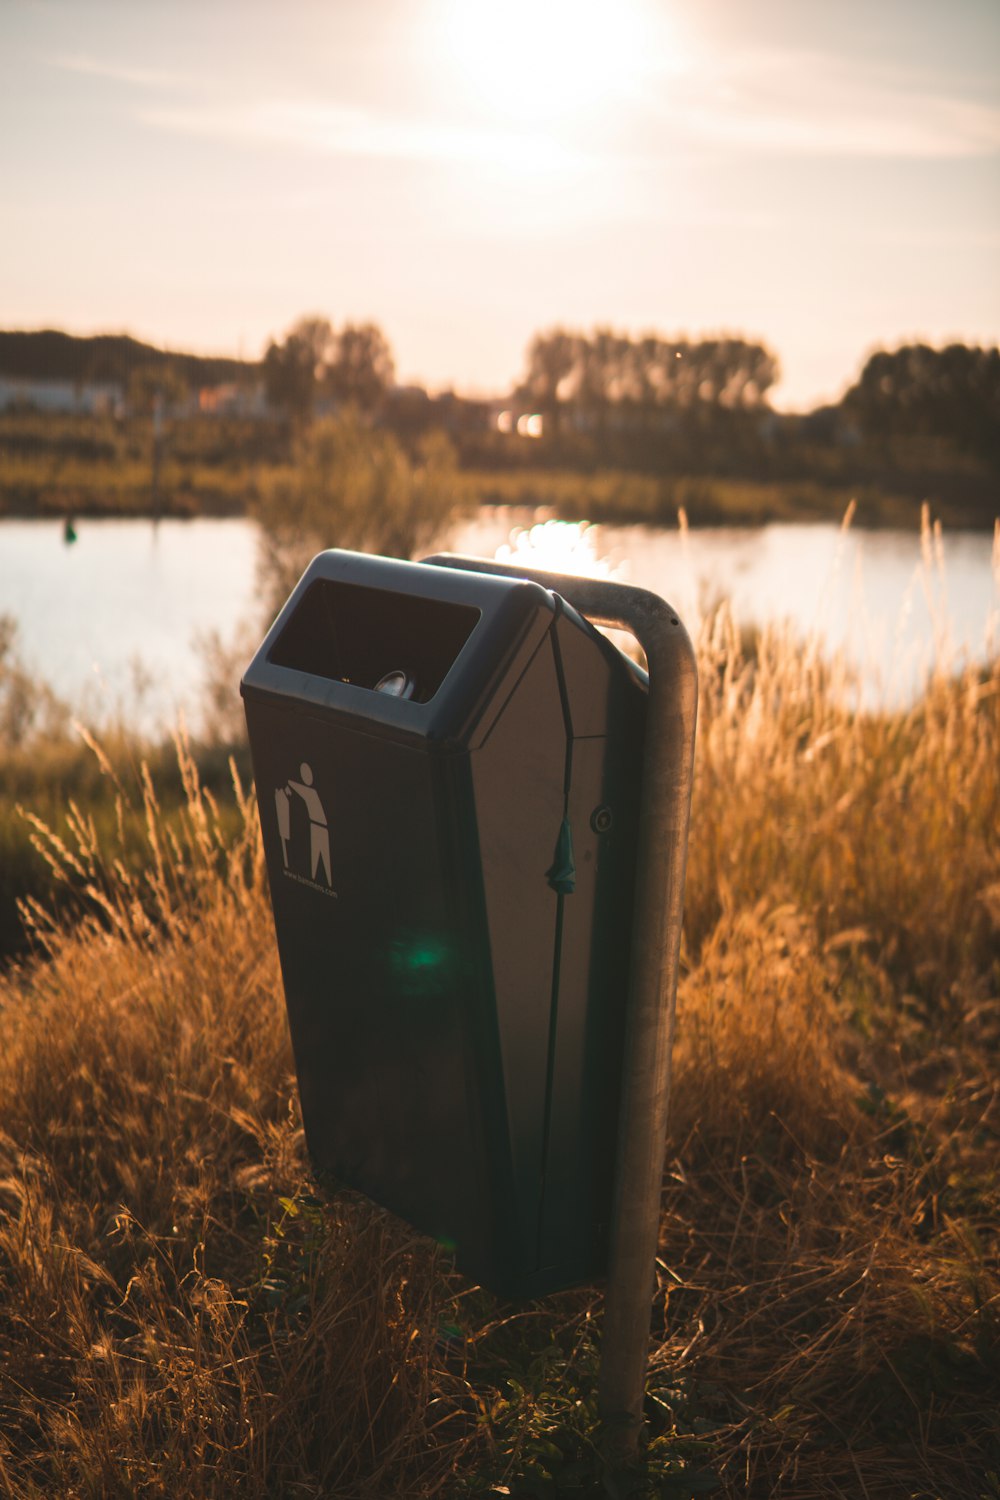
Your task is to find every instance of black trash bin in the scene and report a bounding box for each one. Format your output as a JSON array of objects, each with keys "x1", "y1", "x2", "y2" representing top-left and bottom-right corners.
[{"x1": 241, "y1": 548, "x2": 648, "y2": 1297}]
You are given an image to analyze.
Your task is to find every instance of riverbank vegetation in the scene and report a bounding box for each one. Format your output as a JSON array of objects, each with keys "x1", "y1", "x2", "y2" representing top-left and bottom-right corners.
[
  {"x1": 2, "y1": 326, "x2": 997, "y2": 530},
  {"x1": 454, "y1": 466, "x2": 932, "y2": 530},
  {"x1": 0, "y1": 409, "x2": 283, "y2": 519},
  {"x1": 2, "y1": 406, "x2": 994, "y2": 532},
  {"x1": 0, "y1": 574, "x2": 996, "y2": 1495},
  {"x1": 254, "y1": 417, "x2": 464, "y2": 615},
  {"x1": 0, "y1": 614, "x2": 252, "y2": 962}
]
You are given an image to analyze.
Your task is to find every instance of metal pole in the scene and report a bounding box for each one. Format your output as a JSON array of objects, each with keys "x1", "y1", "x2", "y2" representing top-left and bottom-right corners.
[{"x1": 423, "y1": 554, "x2": 698, "y2": 1459}]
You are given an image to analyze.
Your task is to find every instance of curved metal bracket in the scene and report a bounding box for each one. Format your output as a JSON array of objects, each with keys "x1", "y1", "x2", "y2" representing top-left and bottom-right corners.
[{"x1": 423, "y1": 553, "x2": 698, "y2": 1454}]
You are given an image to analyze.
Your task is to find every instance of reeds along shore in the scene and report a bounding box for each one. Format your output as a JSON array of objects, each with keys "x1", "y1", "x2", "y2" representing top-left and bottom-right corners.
[{"x1": 0, "y1": 591, "x2": 997, "y2": 1497}]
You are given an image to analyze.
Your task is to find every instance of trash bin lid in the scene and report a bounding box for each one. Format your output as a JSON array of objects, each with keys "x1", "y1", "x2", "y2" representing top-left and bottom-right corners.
[{"x1": 241, "y1": 549, "x2": 559, "y2": 750}]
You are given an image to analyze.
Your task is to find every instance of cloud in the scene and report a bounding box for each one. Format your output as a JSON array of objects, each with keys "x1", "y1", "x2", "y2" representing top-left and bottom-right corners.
[
  {"x1": 665, "y1": 50, "x2": 1000, "y2": 160},
  {"x1": 45, "y1": 43, "x2": 581, "y2": 174},
  {"x1": 138, "y1": 98, "x2": 578, "y2": 173},
  {"x1": 48, "y1": 41, "x2": 1000, "y2": 171},
  {"x1": 46, "y1": 53, "x2": 198, "y2": 91}
]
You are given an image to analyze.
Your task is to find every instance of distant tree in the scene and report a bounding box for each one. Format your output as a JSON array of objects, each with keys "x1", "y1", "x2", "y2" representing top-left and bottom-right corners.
[
  {"x1": 577, "y1": 327, "x2": 628, "y2": 431},
  {"x1": 844, "y1": 343, "x2": 1000, "y2": 456},
  {"x1": 262, "y1": 315, "x2": 336, "y2": 420},
  {"x1": 734, "y1": 339, "x2": 781, "y2": 407},
  {"x1": 324, "y1": 322, "x2": 395, "y2": 411},
  {"x1": 517, "y1": 329, "x2": 584, "y2": 434},
  {"x1": 630, "y1": 334, "x2": 682, "y2": 416},
  {"x1": 263, "y1": 315, "x2": 395, "y2": 420},
  {"x1": 289, "y1": 316, "x2": 338, "y2": 375},
  {"x1": 663, "y1": 337, "x2": 779, "y2": 408}
]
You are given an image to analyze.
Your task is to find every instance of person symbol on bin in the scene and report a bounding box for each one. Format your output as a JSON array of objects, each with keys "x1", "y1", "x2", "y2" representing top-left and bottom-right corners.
[{"x1": 285, "y1": 763, "x2": 332, "y2": 885}]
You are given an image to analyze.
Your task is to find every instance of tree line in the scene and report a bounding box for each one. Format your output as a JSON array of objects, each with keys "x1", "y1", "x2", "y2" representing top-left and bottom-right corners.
[
  {"x1": 1, "y1": 322, "x2": 997, "y2": 462},
  {"x1": 842, "y1": 342, "x2": 1000, "y2": 458},
  {"x1": 516, "y1": 328, "x2": 780, "y2": 433},
  {"x1": 0, "y1": 329, "x2": 245, "y2": 389},
  {"x1": 513, "y1": 328, "x2": 998, "y2": 458}
]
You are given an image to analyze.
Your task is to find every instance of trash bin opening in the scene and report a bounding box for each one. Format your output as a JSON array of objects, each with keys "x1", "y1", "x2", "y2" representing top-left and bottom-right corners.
[{"x1": 267, "y1": 577, "x2": 481, "y2": 703}]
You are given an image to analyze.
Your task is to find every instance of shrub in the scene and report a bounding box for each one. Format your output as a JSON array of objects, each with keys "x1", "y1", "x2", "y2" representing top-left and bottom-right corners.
[{"x1": 254, "y1": 412, "x2": 465, "y2": 615}]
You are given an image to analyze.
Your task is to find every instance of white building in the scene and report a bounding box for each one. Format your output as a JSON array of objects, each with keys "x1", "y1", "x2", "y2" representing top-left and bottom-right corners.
[{"x1": 0, "y1": 375, "x2": 124, "y2": 416}]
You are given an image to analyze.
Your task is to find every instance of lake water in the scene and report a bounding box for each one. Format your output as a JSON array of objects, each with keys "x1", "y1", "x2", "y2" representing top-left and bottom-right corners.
[
  {"x1": 0, "y1": 517, "x2": 261, "y2": 734},
  {"x1": 1, "y1": 511, "x2": 997, "y2": 736}
]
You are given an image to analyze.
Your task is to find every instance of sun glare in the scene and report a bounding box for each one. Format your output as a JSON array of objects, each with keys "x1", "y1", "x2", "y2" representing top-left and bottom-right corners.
[
  {"x1": 438, "y1": 0, "x2": 654, "y2": 128},
  {"x1": 495, "y1": 519, "x2": 617, "y2": 579}
]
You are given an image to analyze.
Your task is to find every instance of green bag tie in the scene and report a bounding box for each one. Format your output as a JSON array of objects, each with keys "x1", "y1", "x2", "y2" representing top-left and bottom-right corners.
[{"x1": 546, "y1": 817, "x2": 576, "y2": 896}]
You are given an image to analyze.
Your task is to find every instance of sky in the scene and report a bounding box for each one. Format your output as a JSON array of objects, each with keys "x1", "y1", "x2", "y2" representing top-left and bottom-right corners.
[{"x1": 2, "y1": 0, "x2": 998, "y2": 410}]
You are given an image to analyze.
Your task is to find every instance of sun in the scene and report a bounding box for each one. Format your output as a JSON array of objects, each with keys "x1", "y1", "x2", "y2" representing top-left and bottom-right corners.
[{"x1": 435, "y1": 0, "x2": 656, "y2": 129}]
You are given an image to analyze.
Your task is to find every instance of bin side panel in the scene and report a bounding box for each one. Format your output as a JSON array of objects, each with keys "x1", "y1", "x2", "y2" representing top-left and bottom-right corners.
[
  {"x1": 245, "y1": 697, "x2": 505, "y2": 1276},
  {"x1": 536, "y1": 730, "x2": 643, "y2": 1290},
  {"x1": 532, "y1": 616, "x2": 647, "y2": 1293},
  {"x1": 470, "y1": 633, "x2": 566, "y2": 1284}
]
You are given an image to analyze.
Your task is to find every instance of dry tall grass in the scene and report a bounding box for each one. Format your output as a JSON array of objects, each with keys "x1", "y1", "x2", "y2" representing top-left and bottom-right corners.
[
  {"x1": 658, "y1": 585, "x2": 1000, "y2": 1497},
  {"x1": 0, "y1": 536, "x2": 997, "y2": 1496},
  {"x1": 0, "y1": 740, "x2": 475, "y2": 1497}
]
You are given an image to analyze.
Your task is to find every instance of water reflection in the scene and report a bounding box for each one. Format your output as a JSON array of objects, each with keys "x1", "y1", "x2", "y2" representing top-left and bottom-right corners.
[
  {"x1": 0, "y1": 511, "x2": 996, "y2": 733},
  {"x1": 449, "y1": 508, "x2": 1000, "y2": 709},
  {"x1": 494, "y1": 517, "x2": 616, "y2": 578},
  {"x1": 0, "y1": 517, "x2": 260, "y2": 734}
]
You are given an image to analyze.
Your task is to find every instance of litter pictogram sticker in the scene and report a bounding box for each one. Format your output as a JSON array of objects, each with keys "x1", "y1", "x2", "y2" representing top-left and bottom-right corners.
[{"x1": 275, "y1": 762, "x2": 337, "y2": 897}]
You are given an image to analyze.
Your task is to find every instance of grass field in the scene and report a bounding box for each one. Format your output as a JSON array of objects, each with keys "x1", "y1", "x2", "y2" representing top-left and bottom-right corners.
[{"x1": 0, "y1": 579, "x2": 997, "y2": 1494}]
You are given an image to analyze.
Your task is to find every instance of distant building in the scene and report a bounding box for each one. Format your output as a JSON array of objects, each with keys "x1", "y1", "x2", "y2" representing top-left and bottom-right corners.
[
  {"x1": 196, "y1": 381, "x2": 268, "y2": 418},
  {"x1": 0, "y1": 374, "x2": 123, "y2": 416}
]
